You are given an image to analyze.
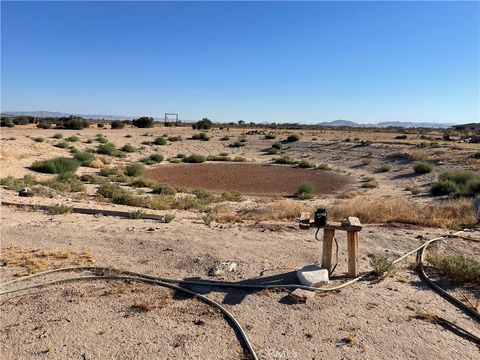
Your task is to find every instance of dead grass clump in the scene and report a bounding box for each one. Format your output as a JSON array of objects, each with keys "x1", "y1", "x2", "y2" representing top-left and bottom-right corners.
[
  {"x1": 329, "y1": 197, "x2": 476, "y2": 229},
  {"x1": 130, "y1": 301, "x2": 156, "y2": 312},
  {"x1": 0, "y1": 246, "x2": 96, "y2": 275},
  {"x1": 104, "y1": 281, "x2": 149, "y2": 295}
]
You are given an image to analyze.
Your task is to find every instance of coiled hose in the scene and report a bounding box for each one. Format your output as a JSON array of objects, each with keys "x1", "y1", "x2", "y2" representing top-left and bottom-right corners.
[{"x1": 1, "y1": 229, "x2": 479, "y2": 357}]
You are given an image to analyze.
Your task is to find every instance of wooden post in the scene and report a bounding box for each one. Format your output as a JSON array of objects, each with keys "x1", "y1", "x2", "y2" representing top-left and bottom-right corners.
[
  {"x1": 322, "y1": 229, "x2": 335, "y2": 273},
  {"x1": 347, "y1": 231, "x2": 359, "y2": 277}
]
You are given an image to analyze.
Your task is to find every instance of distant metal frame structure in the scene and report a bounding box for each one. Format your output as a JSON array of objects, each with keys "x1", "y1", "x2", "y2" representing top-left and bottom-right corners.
[{"x1": 164, "y1": 113, "x2": 178, "y2": 126}]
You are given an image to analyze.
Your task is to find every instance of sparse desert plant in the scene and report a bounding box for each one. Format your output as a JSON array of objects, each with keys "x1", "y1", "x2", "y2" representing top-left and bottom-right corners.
[
  {"x1": 264, "y1": 133, "x2": 276, "y2": 139},
  {"x1": 370, "y1": 255, "x2": 394, "y2": 278},
  {"x1": 298, "y1": 159, "x2": 314, "y2": 168},
  {"x1": 233, "y1": 156, "x2": 247, "y2": 162},
  {"x1": 404, "y1": 185, "x2": 421, "y2": 195},
  {"x1": 379, "y1": 164, "x2": 392, "y2": 172},
  {"x1": 192, "y1": 132, "x2": 210, "y2": 141},
  {"x1": 149, "y1": 153, "x2": 164, "y2": 163},
  {"x1": 47, "y1": 204, "x2": 74, "y2": 215},
  {"x1": 125, "y1": 163, "x2": 145, "y2": 177},
  {"x1": 221, "y1": 191, "x2": 243, "y2": 202},
  {"x1": 52, "y1": 133, "x2": 63, "y2": 139},
  {"x1": 168, "y1": 135, "x2": 182, "y2": 142},
  {"x1": 1, "y1": 174, "x2": 38, "y2": 191},
  {"x1": 125, "y1": 134, "x2": 132, "y2": 138},
  {"x1": 121, "y1": 144, "x2": 137, "y2": 153},
  {"x1": 220, "y1": 135, "x2": 230, "y2": 141},
  {"x1": 317, "y1": 163, "x2": 331, "y2": 170},
  {"x1": 55, "y1": 141, "x2": 69, "y2": 149},
  {"x1": 202, "y1": 213, "x2": 213, "y2": 225},
  {"x1": 361, "y1": 158, "x2": 372, "y2": 166},
  {"x1": 164, "y1": 213, "x2": 176, "y2": 223},
  {"x1": 99, "y1": 166, "x2": 122, "y2": 177},
  {"x1": 74, "y1": 151, "x2": 95, "y2": 166},
  {"x1": 295, "y1": 181, "x2": 316, "y2": 199},
  {"x1": 362, "y1": 180, "x2": 379, "y2": 188},
  {"x1": 414, "y1": 162, "x2": 433, "y2": 174},
  {"x1": 152, "y1": 184, "x2": 176, "y2": 195},
  {"x1": 33, "y1": 137, "x2": 44, "y2": 142},
  {"x1": 207, "y1": 155, "x2": 232, "y2": 161},
  {"x1": 110, "y1": 120, "x2": 125, "y2": 129},
  {"x1": 129, "y1": 209, "x2": 146, "y2": 219},
  {"x1": 287, "y1": 134, "x2": 300, "y2": 142},
  {"x1": 274, "y1": 154, "x2": 296, "y2": 164},
  {"x1": 427, "y1": 254, "x2": 480, "y2": 285},
  {"x1": 267, "y1": 147, "x2": 279, "y2": 155},
  {"x1": 42, "y1": 172, "x2": 86, "y2": 192},
  {"x1": 31, "y1": 157, "x2": 80, "y2": 174},
  {"x1": 153, "y1": 137, "x2": 167, "y2": 145},
  {"x1": 431, "y1": 170, "x2": 480, "y2": 197},
  {"x1": 271, "y1": 142, "x2": 283, "y2": 150},
  {"x1": 183, "y1": 154, "x2": 206, "y2": 163},
  {"x1": 66, "y1": 135, "x2": 79, "y2": 142},
  {"x1": 97, "y1": 143, "x2": 124, "y2": 157}
]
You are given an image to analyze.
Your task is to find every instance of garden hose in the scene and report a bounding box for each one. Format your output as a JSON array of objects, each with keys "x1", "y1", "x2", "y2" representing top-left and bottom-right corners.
[{"x1": 1, "y1": 229, "x2": 479, "y2": 356}]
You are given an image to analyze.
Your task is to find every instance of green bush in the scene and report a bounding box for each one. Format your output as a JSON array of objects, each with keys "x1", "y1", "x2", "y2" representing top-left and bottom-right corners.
[
  {"x1": 55, "y1": 141, "x2": 69, "y2": 149},
  {"x1": 74, "y1": 151, "x2": 95, "y2": 166},
  {"x1": 66, "y1": 135, "x2": 79, "y2": 142},
  {"x1": 168, "y1": 135, "x2": 182, "y2": 142},
  {"x1": 231, "y1": 141, "x2": 245, "y2": 148},
  {"x1": 33, "y1": 137, "x2": 44, "y2": 142},
  {"x1": 432, "y1": 170, "x2": 480, "y2": 197},
  {"x1": 298, "y1": 159, "x2": 314, "y2": 168},
  {"x1": 42, "y1": 172, "x2": 86, "y2": 192},
  {"x1": 271, "y1": 142, "x2": 283, "y2": 150},
  {"x1": 267, "y1": 147, "x2": 279, "y2": 155},
  {"x1": 0, "y1": 174, "x2": 38, "y2": 191},
  {"x1": 192, "y1": 132, "x2": 210, "y2": 141},
  {"x1": 233, "y1": 156, "x2": 247, "y2": 162},
  {"x1": 295, "y1": 181, "x2": 316, "y2": 199},
  {"x1": 152, "y1": 184, "x2": 176, "y2": 195},
  {"x1": 47, "y1": 204, "x2": 74, "y2": 215},
  {"x1": 183, "y1": 154, "x2": 206, "y2": 163},
  {"x1": 414, "y1": 162, "x2": 433, "y2": 174},
  {"x1": 31, "y1": 157, "x2": 80, "y2": 174},
  {"x1": 274, "y1": 154, "x2": 296, "y2": 164},
  {"x1": 379, "y1": 164, "x2": 392, "y2": 172},
  {"x1": 431, "y1": 180, "x2": 459, "y2": 196},
  {"x1": 125, "y1": 163, "x2": 145, "y2": 177},
  {"x1": 97, "y1": 142, "x2": 123, "y2": 157},
  {"x1": 370, "y1": 255, "x2": 394, "y2": 279},
  {"x1": 220, "y1": 135, "x2": 230, "y2": 141},
  {"x1": 287, "y1": 134, "x2": 301, "y2": 142},
  {"x1": 99, "y1": 166, "x2": 122, "y2": 177},
  {"x1": 149, "y1": 153, "x2": 164, "y2": 163},
  {"x1": 317, "y1": 163, "x2": 331, "y2": 170},
  {"x1": 153, "y1": 137, "x2": 167, "y2": 145},
  {"x1": 121, "y1": 144, "x2": 137, "y2": 153},
  {"x1": 207, "y1": 155, "x2": 232, "y2": 161},
  {"x1": 427, "y1": 254, "x2": 480, "y2": 284},
  {"x1": 111, "y1": 120, "x2": 125, "y2": 129},
  {"x1": 264, "y1": 133, "x2": 276, "y2": 139},
  {"x1": 52, "y1": 133, "x2": 63, "y2": 139}
]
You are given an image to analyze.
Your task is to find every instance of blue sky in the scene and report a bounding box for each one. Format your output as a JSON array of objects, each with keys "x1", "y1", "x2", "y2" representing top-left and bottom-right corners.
[{"x1": 1, "y1": 1, "x2": 479, "y2": 124}]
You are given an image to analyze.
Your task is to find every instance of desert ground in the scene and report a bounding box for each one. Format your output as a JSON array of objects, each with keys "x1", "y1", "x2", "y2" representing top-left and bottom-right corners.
[{"x1": 1, "y1": 123, "x2": 479, "y2": 359}]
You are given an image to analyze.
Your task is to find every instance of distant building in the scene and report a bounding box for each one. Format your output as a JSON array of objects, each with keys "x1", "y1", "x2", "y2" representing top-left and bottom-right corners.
[{"x1": 452, "y1": 123, "x2": 480, "y2": 131}]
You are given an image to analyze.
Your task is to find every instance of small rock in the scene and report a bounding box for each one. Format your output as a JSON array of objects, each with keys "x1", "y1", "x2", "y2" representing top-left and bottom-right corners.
[
  {"x1": 296, "y1": 264, "x2": 329, "y2": 287},
  {"x1": 146, "y1": 227, "x2": 156, "y2": 232},
  {"x1": 208, "y1": 261, "x2": 238, "y2": 276},
  {"x1": 193, "y1": 319, "x2": 205, "y2": 326},
  {"x1": 289, "y1": 288, "x2": 316, "y2": 303},
  {"x1": 18, "y1": 188, "x2": 34, "y2": 197}
]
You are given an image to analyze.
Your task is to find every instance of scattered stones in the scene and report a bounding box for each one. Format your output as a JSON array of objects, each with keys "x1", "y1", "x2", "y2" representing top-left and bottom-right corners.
[
  {"x1": 193, "y1": 319, "x2": 205, "y2": 326},
  {"x1": 208, "y1": 261, "x2": 238, "y2": 276},
  {"x1": 289, "y1": 288, "x2": 316, "y2": 303},
  {"x1": 18, "y1": 188, "x2": 33, "y2": 197},
  {"x1": 296, "y1": 264, "x2": 329, "y2": 287}
]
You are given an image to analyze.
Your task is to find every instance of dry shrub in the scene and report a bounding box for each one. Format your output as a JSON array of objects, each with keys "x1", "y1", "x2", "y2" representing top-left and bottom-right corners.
[
  {"x1": 214, "y1": 200, "x2": 311, "y2": 222},
  {"x1": 88, "y1": 158, "x2": 104, "y2": 168},
  {"x1": 329, "y1": 197, "x2": 476, "y2": 229},
  {"x1": 0, "y1": 246, "x2": 96, "y2": 275},
  {"x1": 408, "y1": 150, "x2": 428, "y2": 161}
]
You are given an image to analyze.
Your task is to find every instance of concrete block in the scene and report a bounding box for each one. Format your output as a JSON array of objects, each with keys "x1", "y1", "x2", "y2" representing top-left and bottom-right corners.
[{"x1": 297, "y1": 264, "x2": 329, "y2": 287}]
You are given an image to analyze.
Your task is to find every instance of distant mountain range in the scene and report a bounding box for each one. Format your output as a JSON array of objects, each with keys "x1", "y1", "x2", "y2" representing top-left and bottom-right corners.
[
  {"x1": 317, "y1": 119, "x2": 455, "y2": 128},
  {"x1": 1, "y1": 111, "x2": 458, "y2": 128},
  {"x1": 1, "y1": 111, "x2": 136, "y2": 121}
]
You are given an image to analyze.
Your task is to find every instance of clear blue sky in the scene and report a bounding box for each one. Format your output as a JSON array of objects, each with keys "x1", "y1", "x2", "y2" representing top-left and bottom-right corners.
[{"x1": 1, "y1": 1, "x2": 479, "y2": 124}]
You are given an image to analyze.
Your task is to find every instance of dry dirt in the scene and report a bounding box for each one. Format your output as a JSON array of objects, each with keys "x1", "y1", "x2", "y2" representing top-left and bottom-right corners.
[
  {"x1": 143, "y1": 163, "x2": 351, "y2": 196},
  {"x1": 1, "y1": 125, "x2": 479, "y2": 359}
]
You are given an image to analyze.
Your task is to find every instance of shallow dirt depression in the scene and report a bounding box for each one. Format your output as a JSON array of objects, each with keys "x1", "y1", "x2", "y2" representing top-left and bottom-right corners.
[{"x1": 143, "y1": 163, "x2": 351, "y2": 196}]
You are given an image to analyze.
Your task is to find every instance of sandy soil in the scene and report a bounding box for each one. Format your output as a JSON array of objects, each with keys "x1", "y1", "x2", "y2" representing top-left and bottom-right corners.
[{"x1": 1, "y1": 125, "x2": 479, "y2": 359}]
